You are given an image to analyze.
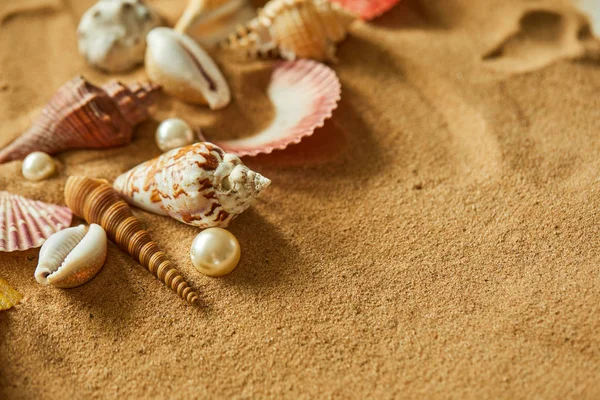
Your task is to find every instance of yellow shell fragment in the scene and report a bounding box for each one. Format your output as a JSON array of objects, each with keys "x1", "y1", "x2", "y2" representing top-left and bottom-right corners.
[
  {"x1": 221, "y1": 0, "x2": 356, "y2": 61},
  {"x1": 0, "y1": 277, "x2": 23, "y2": 311}
]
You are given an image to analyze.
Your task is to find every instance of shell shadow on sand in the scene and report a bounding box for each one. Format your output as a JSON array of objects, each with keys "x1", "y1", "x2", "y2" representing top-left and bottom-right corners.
[
  {"x1": 371, "y1": 0, "x2": 455, "y2": 30},
  {"x1": 482, "y1": 5, "x2": 599, "y2": 74}
]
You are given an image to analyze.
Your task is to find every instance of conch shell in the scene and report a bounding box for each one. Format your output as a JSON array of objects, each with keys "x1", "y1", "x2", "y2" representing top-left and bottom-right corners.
[
  {"x1": 221, "y1": 0, "x2": 356, "y2": 61},
  {"x1": 174, "y1": 0, "x2": 256, "y2": 46},
  {"x1": 64, "y1": 176, "x2": 198, "y2": 304},
  {"x1": 113, "y1": 142, "x2": 270, "y2": 228},
  {"x1": 0, "y1": 77, "x2": 160, "y2": 163},
  {"x1": 35, "y1": 224, "x2": 108, "y2": 288}
]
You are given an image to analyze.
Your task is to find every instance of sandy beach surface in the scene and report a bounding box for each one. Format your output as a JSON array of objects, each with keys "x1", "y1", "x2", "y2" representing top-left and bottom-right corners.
[{"x1": 1, "y1": 0, "x2": 599, "y2": 398}]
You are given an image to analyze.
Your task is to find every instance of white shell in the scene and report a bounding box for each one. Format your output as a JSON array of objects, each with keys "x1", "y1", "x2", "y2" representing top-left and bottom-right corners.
[
  {"x1": 577, "y1": 0, "x2": 600, "y2": 36},
  {"x1": 145, "y1": 27, "x2": 231, "y2": 109},
  {"x1": 155, "y1": 118, "x2": 195, "y2": 152},
  {"x1": 22, "y1": 151, "x2": 56, "y2": 181},
  {"x1": 113, "y1": 142, "x2": 270, "y2": 228},
  {"x1": 35, "y1": 224, "x2": 108, "y2": 288},
  {"x1": 77, "y1": 0, "x2": 161, "y2": 73}
]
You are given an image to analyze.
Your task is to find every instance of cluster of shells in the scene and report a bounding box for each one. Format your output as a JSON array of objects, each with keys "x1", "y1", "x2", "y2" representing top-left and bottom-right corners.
[{"x1": 0, "y1": 0, "x2": 400, "y2": 305}]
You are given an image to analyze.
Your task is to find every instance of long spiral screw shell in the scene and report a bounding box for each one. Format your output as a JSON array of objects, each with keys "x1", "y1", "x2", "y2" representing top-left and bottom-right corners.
[{"x1": 64, "y1": 176, "x2": 198, "y2": 304}]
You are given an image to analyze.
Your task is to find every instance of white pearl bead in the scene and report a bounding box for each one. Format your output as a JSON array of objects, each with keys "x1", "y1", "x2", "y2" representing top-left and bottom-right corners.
[
  {"x1": 22, "y1": 152, "x2": 56, "y2": 181},
  {"x1": 155, "y1": 118, "x2": 195, "y2": 152},
  {"x1": 190, "y1": 228, "x2": 241, "y2": 277}
]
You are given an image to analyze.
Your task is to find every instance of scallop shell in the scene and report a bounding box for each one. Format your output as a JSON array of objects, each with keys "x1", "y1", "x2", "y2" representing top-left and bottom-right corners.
[
  {"x1": 0, "y1": 77, "x2": 160, "y2": 163},
  {"x1": 113, "y1": 143, "x2": 270, "y2": 228},
  {"x1": 213, "y1": 59, "x2": 341, "y2": 156},
  {"x1": 175, "y1": 0, "x2": 256, "y2": 46},
  {"x1": 221, "y1": 0, "x2": 356, "y2": 61},
  {"x1": 330, "y1": 0, "x2": 399, "y2": 20},
  {"x1": 0, "y1": 191, "x2": 73, "y2": 252},
  {"x1": 35, "y1": 224, "x2": 107, "y2": 289},
  {"x1": 0, "y1": 277, "x2": 23, "y2": 311},
  {"x1": 64, "y1": 176, "x2": 198, "y2": 304}
]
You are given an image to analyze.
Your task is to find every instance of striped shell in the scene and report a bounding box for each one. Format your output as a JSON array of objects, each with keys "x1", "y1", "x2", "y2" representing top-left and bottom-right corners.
[
  {"x1": 64, "y1": 176, "x2": 198, "y2": 304},
  {"x1": 221, "y1": 0, "x2": 356, "y2": 61},
  {"x1": 0, "y1": 191, "x2": 73, "y2": 252},
  {"x1": 214, "y1": 60, "x2": 341, "y2": 156},
  {"x1": 0, "y1": 77, "x2": 160, "y2": 163},
  {"x1": 113, "y1": 143, "x2": 271, "y2": 228}
]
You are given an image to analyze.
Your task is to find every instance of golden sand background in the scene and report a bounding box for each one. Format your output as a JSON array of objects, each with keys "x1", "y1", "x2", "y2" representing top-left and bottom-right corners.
[{"x1": 1, "y1": 0, "x2": 600, "y2": 398}]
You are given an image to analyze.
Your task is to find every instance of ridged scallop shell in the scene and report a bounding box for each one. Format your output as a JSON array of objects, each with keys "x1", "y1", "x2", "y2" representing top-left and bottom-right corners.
[
  {"x1": 0, "y1": 191, "x2": 73, "y2": 252},
  {"x1": 0, "y1": 77, "x2": 160, "y2": 163},
  {"x1": 330, "y1": 0, "x2": 399, "y2": 20},
  {"x1": 0, "y1": 277, "x2": 23, "y2": 311},
  {"x1": 113, "y1": 143, "x2": 270, "y2": 228},
  {"x1": 221, "y1": 0, "x2": 356, "y2": 61},
  {"x1": 213, "y1": 59, "x2": 341, "y2": 156},
  {"x1": 64, "y1": 176, "x2": 198, "y2": 304},
  {"x1": 35, "y1": 224, "x2": 107, "y2": 288},
  {"x1": 175, "y1": 0, "x2": 256, "y2": 46}
]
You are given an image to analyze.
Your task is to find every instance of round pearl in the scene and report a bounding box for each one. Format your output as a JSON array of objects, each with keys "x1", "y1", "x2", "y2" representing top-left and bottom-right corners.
[
  {"x1": 155, "y1": 118, "x2": 195, "y2": 152},
  {"x1": 190, "y1": 228, "x2": 241, "y2": 277},
  {"x1": 22, "y1": 152, "x2": 56, "y2": 181}
]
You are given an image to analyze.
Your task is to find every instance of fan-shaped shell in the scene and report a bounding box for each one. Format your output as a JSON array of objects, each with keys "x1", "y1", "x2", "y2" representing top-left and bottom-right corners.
[
  {"x1": 221, "y1": 0, "x2": 356, "y2": 61},
  {"x1": 0, "y1": 77, "x2": 160, "y2": 163},
  {"x1": 0, "y1": 191, "x2": 73, "y2": 252},
  {"x1": 330, "y1": 0, "x2": 400, "y2": 20},
  {"x1": 213, "y1": 59, "x2": 340, "y2": 156},
  {"x1": 0, "y1": 277, "x2": 23, "y2": 311}
]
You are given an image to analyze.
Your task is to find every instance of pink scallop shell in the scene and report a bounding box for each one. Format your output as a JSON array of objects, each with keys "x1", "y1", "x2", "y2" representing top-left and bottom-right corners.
[
  {"x1": 0, "y1": 191, "x2": 73, "y2": 252},
  {"x1": 213, "y1": 59, "x2": 341, "y2": 157},
  {"x1": 331, "y1": 0, "x2": 400, "y2": 20}
]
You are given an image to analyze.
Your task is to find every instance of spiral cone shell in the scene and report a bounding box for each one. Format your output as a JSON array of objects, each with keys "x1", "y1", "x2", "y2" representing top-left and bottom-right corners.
[
  {"x1": 113, "y1": 143, "x2": 271, "y2": 228},
  {"x1": 221, "y1": 0, "x2": 356, "y2": 61},
  {"x1": 0, "y1": 77, "x2": 161, "y2": 163},
  {"x1": 64, "y1": 176, "x2": 198, "y2": 304}
]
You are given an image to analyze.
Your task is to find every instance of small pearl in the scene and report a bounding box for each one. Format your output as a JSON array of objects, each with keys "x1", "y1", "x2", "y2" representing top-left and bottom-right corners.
[
  {"x1": 22, "y1": 152, "x2": 56, "y2": 181},
  {"x1": 155, "y1": 118, "x2": 195, "y2": 152},
  {"x1": 190, "y1": 228, "x2": 241, "y2": 277}
]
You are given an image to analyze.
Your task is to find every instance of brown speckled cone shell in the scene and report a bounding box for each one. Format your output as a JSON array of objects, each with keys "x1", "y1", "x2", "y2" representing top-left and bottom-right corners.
[
  {"x1": 64, "y1": 176, "x2": 198, "y2": 304},
  {"x1": 0, "y1": 77, "x2": 160, "y2": 163}
]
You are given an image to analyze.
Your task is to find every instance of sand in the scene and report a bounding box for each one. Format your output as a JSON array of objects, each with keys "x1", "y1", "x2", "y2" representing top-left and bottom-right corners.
[{"x1": 1, "y1": 0, "x2": 600, "y2": 398}]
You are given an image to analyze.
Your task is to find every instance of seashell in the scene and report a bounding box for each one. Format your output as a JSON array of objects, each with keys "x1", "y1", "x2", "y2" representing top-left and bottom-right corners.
[
  {"x1": 145, "y1": 27, "x2": 231, "y2": 109},
  {"x1": 175, "y1": 0, "x2": 257, "y2": 47},
  {"x1": 0, "y1": 191, "x2": 73, "y2": 252},
  {"x1": 64, "y1": 176, "x2": 198, "y2": 304},
  {"x1": 77, "y1": 0, "x2": 162, "y2": 73},
  {"x1": 213, "y1": 59, "x2": 340, "y2": 156},
  {"x1": 113, "y1": 142, "x2": 270, "y2": 228},
  {"x1": 330, "y1": 0, "x2": 400, "y2": 20},
  {"x1": 0, "y1": 277, "x2": 23, "y2": 311},
  {"x1": 221, "y1": 0, "x2": 356, "y2": 62},
  {"x1": 0, "y1": 77, "x2": 160, "y2": 164},
  {"x1": 34, "y1": 224, "x2": 107, "y2": 288}
]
